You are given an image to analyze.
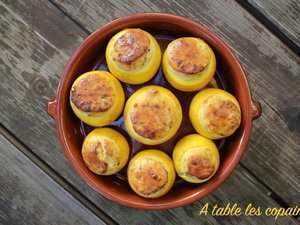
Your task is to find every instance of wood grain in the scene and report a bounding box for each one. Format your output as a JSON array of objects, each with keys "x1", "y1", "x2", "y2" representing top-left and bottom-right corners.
[
  {"x1": 0, "y1": 0, "x2": 298, "y2": 225},
  {"x1": 52, "y1": 0, "x2": 300, "y2": 206},
  {"x1": 0, "y1": 134, "x2": 106, "y2": 225},
  {"x1": 244, "y1": 0, "x2": 300, "y2": 50}
]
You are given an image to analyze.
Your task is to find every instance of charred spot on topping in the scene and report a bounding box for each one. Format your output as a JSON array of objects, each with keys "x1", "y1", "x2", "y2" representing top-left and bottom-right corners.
[
  {"x1": 168, "y1": 38, "x2": 209, "y2": 74},
  {"x1": 130, "y1": 91, "x2": 173, "y2": 139},
  {"x1": 205, "y1": 99, "x2": 241, "y2": 136},
  {"x1": 187, "y1": 155, "x2": 215, "y2": 179},
  {"x1": 133, "y1": 160, "x2": 168, "y2": 195},
  {"x1": 83, "y1": 139, "x2": 118, "y2": 174},
  {"x1": 83, "y1": 142, "x2": 108, "y2": 174},
  {"x1": 70, "y1": 74, "x2": 114, "y2": 112},
  {"x1": 113, "y1": 30, "x2": 150, "y2": 64}
]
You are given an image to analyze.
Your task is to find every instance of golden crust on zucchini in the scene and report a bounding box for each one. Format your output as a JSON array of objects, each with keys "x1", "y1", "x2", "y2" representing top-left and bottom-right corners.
[
  {"x1": 204, "y1": 97, "x2": 241, "y2": 137},
  {"x1": 70, "y1": 74, "x2": 114, "y2": 112},
  {"x1": 131, "y1": 159, "x2": 168, "y2": 195},
  {"x1": 113, "y1": 29, "x2": 150, "y2": 64},
  {"x1": 130, "y1": 95, "x2": 173, "y2": 139},
  {"x1": 187, "y1": 155, "x2": 215, "y2": 179},
  {"x1": 127, "y1": 150, "x2": 175, "y2": 198},
  {"x1": 168, "y1": 38, "x2": 209, "y2": 74},
  {"x1": 82, "y1": 138, "x2": 118, "y2": 175}
]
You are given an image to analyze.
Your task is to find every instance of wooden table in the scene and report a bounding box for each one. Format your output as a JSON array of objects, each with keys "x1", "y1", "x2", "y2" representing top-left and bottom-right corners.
[{"x1": 0, "y1": 0, "x2": 299, "y2": 224}]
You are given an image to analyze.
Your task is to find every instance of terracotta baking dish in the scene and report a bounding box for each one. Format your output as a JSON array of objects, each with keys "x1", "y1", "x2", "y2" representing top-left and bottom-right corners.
[{"x1": 47, "y1": 13, "x2": 261, "y2": 210}]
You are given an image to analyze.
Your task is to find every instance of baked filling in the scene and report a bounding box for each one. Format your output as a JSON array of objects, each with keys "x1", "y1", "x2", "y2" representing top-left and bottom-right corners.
[
  {"x1": 82, "y1": 139, "x2": 119, "y2": 174},
  {"x1": 203, "y1": 96, "x2": 241, "y2": 137},
  {"x1": 130, "y1": 90, "x2": 174, "y2": 139},
  {"x1": 132, "y1": 159, "x2": 168, "y2": 195},
  {"x1": 113, "y1": 29, "x2": 150, "y2": 64},
  {"x1": 167, "y1": 38, "x2": 209, "y2": 74},
  {"x1": 70, "y1": 74, "x2": 114, "y2": 112},
  {"x1": 187, "y1": 155, "x2": 215, "y2": 179}
]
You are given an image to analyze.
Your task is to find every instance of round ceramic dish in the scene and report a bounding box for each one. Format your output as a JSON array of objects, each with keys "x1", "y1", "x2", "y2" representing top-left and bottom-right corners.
[{"x1": 47, "y1": 13, "x2": 261, "y2": 210}]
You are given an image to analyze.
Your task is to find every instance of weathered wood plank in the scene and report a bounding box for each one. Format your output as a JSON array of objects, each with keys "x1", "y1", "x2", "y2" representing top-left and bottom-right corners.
[
  {"x1": 1, "y1": 0, "x2": 86, "y2": 55},
  {"x1": 52, "y1": 0, "x2": 300, "y2": 206},
  {"x1": 0, "y1": 134, "x2": 106, "y2": 225},
  {"x1": 242, "y1": 0, "x2": 300, "y2": 51},
  {"x1": 0, "y1": 0, "x2": 298, "y2": 225}
]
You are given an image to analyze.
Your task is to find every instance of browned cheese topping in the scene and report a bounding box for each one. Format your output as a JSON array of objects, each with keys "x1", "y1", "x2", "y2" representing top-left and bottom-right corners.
[
  {"x1": 82, "y1": 141, "x2": 111, "y2": 174},
  {"x1": 130, "y1": 90, "x2": 173, "y2": 139},
  {"x1": 70, "y1": 74, "x2": 114, "y2": 112},
  {"x1": 133, "y1": 160, "x2": 168, "y2": 195},
  {"x1": 205, "y1": 99, "x2": 241, "y2": 136},
  {"x1": 168, "y1": 38, "x2": 209, "y2": 74},
  {"x1": 187, "y1": 155, "x2": 215, "y2": 179},
  {"x1": 113, "y1": 30, "x2": 150, "y2": 64}
]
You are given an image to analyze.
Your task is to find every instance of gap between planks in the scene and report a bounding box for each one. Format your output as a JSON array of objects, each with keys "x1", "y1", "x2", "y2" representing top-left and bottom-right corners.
[
  {"x1": 240, "y1": 164, "x2": 299, "y2": 221},
  {"x1": 48, "y1": 0, "x2": 91, "y2": 34},
  {"x1": 235, "y1": 0, "x2": 300, "y2": 56},
  {"x1": 0, "y1": 123, "x2": 119, "y2": 225}
]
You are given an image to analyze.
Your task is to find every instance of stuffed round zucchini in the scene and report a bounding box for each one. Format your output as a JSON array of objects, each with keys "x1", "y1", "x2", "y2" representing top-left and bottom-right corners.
[
  {"x1": 128, "y1": 150, "x2": 175, "y2": 198},
  {"x1": 189, "y1": 88, "x2": 241, "y2": 139},
  {"x1": 106, "y1": 28, "x2": 161, "y2": 84},
  {"x1": 173, "y1": 134, "x2": 219, "y2": 183},
  {"x1": 70, "y1": 71, "x2": 125, "y2": 127},
  {"x1": 124, "y1": 85, "x2": 182, "y2": 145},
  {"x1": 163, "y1": 37, "x2": 216, "y2": 92},
  {"x1": 82, "y1": 128, "x2": 130, "y2": 175}
]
